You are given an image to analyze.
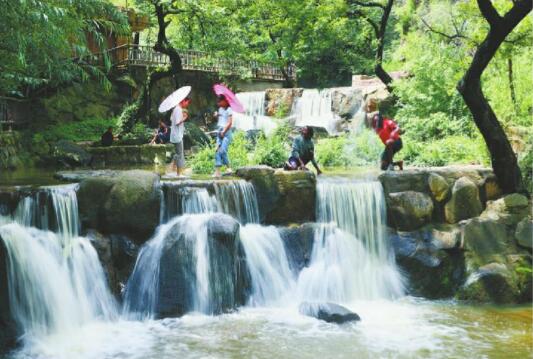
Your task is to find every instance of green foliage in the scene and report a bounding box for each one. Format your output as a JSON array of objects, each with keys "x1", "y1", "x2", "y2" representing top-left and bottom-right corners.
[
  {"x1": 189, "y1": 140, "x2": 216, "y2": 175},
  {"x1": 39, "y1": 118, "x2": 118, "y2": 143},
  {"x1": 0, "y1": 0, "x2": 129, "y2": 97},
  {"x1": 227, "y1": 131, "x2": 252, "y2": 169},
  {"x1": 252, "y1": 124, "x2": 291, "y2": 167},
  {"x1": 316, "y1": 130, "x2": 383, "y2": 168},
  {"x1": 402, "y1": 135, "x2": 489, "y2": 167}
]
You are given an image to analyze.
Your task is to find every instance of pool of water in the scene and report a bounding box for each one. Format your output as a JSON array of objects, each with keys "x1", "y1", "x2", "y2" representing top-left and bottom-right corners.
[{"x1": 7, "y1": 299, "x2": 532, "y2": 359}]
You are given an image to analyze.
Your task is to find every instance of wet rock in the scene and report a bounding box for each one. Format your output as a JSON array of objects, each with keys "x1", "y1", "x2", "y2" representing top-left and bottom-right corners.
[
  {"x1": 236, "y1": 166, "x2": 316, "y2": 225},
  {"x1": 457, "y1": 263, "x2": 518, "y2": 304},
  {"x1": 51, "y1": 140, "x2": 92, "y2": 167},
  {"x1": 428, "y1": 173, "x2": 449, "y2": 202},
  {"x1": 0, "y1": 238, "x2": 18, "y2": 353},
  {"x1": 388, "y1": 191, "x2": 434, "y2": 231},
  {"x1": 515, "y1": 218, "x2": 533, "y2": 249},
  {"x1": 77, "y1": 170, "x2": 161, "y2": 243},
  {"x1": 480, "y1": 174, "x2": 502, "y2": 202},
  {"x1": 379, "y1": 170, "x2": 429, "y2": 195},
  {"x1": 279, "y1": 223, "x2": 318, "y2": 271},
  {"x1": 89, "y1": 231, "x2": 138, "y2": 297},
  {"x1": 390, "y1": 226, "x2": 465, "y2": 298},
  {"x1": 55, "y1": 169, "x2": 123, "y2": 182},
  {"x1": 157, "y1": 214, "x2": 245, "y2": 317},
  {"x1": 299, "y1": 302, "x2": 361, "y2": 324},
  {"x1": 444, "y1": 177, "x2": 482, "y2": 224}
]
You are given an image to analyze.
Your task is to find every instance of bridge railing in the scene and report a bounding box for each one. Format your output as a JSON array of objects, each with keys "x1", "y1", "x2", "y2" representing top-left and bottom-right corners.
[{"x1": 87, "y1": 44, "x2": 295, "y2": 82}]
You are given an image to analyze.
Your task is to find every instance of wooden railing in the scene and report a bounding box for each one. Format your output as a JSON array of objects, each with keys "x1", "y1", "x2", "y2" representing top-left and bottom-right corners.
[{"x1": 87, "y1": 44, "x2": 295, "y2": 82}]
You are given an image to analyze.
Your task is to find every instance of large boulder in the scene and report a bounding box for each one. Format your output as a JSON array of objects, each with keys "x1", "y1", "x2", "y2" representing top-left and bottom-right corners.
[
  {"x1": 330, "y1": 87, "x2": 364, "y2": 120},
  {"x1": 265, "y1": 88, "x2": 304, "y2": 117},
  {"x1": 156, "y1": 214, "x2": 247, "y2": 317},
  {"x1": 378, "y1": 170, "x2": 429, "y2": 195},
  {"x1": 428, "y1": 173, "x2": 449, "y2": 202},
  {"x1": 457, "y1": 263, "x2": 518, "y2": 304},
  {"x1": 390, "y1": 226, "x2": 465, "y2": 298},
  {"x1": 444, "y1": 177, "x2": 483, "y2": 223},
  {"x1": 279, "y1": 223, "x2": 318, "y2": 272},
  {"x1": 51, "y1": 140, "x2": 92, "y2": 167},
  {"x1": 77, "y1": 170, "x2": 161, "y2": 243},
  {"x1": 299, "y1": 302, "x2": 361, "y2": 324},
  {"x1": 388, "y1": 191, "x2": 434, "y2": 231},
  {"x1": 515, "y1": 218, "x2": 533, "y2": 249},
  {"x1": 236, "y1": 166, "x2": 316, "y2": 225},
  {"x1": 462, "y1": 217, "x2": 510, "y2": 266},
  {"x1": 482, "y1": 193, "x2": 529, "y2": 226}
]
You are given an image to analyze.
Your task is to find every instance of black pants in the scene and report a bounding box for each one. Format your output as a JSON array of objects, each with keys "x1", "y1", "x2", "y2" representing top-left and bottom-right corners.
[{"x1": 381, "y1": 138, "x2": 402, "y2": 170}]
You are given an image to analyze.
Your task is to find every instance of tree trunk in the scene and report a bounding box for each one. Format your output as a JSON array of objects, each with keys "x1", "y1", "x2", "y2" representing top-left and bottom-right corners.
[
  {"x1": 507, "y1": 57, "x2": 519, "y2": 114},
  {"x1": 375, "y1": 0, "x2": 394, "y2": 92},
  {"x1": 457, "y1": 0, "x2": 531, "y2": 194}
]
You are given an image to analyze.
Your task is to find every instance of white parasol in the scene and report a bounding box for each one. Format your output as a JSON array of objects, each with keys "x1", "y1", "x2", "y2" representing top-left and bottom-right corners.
[{"x1": 158, "y1": 86, "x2": 192, "y2": 113}]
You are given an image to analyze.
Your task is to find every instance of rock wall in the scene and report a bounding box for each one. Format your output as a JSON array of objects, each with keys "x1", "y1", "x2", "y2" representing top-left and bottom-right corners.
[
  {"x1": 381, "y1": 166, "x2": 532, "y2": 304},
  {"x1": 87, "y1": 144, "x2": 173, "y2": 167},
  {"x1": 0, "y1": 132, "x2": 28, "y2": 170}
]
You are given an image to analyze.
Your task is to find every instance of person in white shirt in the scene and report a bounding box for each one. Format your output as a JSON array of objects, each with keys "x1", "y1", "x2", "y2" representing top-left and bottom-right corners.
[
  {"x1": 169, "y1": 97, "x2": 191, "y2": 177},
  {"x1": 213, "y1": 95, "x2": 233, "y2": 178}
]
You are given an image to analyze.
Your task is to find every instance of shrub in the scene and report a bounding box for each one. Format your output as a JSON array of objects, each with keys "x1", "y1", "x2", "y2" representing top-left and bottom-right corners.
[
  {"x1": 189, "y1": 140, "x2": 216, "y2": 174},
  {"x1": 252, "y1": 124, "x2": 291, "y2": 167},
  {"x1": 315, "y1": 130, "x2": 382, "y2": 168}
]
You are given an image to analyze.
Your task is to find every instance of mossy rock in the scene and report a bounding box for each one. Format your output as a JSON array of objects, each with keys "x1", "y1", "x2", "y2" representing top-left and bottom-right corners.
[
  {"x1": 457, "y1": 263, "x2": 519, "y2": 304},
  {"x1": 78, "y1": 170, "x2": 161, "y2": 243}
]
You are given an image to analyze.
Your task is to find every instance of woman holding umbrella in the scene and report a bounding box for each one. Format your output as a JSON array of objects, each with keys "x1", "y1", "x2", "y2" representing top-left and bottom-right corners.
[
  {"x1": 159, "y1": 86, "x2": 192, "y2": 178},
  {"x1": 212, "y1": 84, "x2": 245, "y2": 178}
]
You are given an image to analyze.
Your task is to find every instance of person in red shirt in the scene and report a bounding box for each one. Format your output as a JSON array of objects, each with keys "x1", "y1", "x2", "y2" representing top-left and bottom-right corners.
[{"x1": 372, "y1": 113, "x2": 404, "y2": 171}]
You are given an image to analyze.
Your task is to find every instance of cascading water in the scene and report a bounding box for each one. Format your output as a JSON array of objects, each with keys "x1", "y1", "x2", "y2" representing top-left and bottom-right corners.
[
  {"x1": 234, "y1": 91, "x2": 278, "y2": 135},
  {"x1": 0, "y1": 185, "x2": 117, "y2": 342},
  {"x1": 239, "y1": 224, "x2": 295, "y2": 306},
  {"x1": 160, "y1": 180, "x2": 260, "y2": 224},
  {"x1": 296, "y1": 179, "x2": 404, "y2": 302},
  {"x1": 124, "y1": 213, "x2": 240, "y2": 318},
  {"x1": 291, "y1": 89, "x2": 341, "y2": 135},
  {"x1": 213, "y1": 180, "x2": 260, "y2": 224}
]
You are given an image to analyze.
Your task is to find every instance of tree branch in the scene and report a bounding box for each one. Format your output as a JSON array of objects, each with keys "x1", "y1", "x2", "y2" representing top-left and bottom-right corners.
[
  {"x1": 477, "y1": 0, "x2": 502, "y2": 27},
  {"x1": 348, "y1": 0, "x2": 385, "y2": 10}
]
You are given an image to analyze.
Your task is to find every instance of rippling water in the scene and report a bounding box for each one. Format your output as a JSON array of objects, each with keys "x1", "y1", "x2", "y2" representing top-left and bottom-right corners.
[{"x1": 8, "y1": 299, "x2": 531, "y2": 359}]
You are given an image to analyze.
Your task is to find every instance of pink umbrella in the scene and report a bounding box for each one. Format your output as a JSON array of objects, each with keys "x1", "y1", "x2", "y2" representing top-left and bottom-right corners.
[{"x1": 213, "y1": 84, "x2": 245, "y2": 113}]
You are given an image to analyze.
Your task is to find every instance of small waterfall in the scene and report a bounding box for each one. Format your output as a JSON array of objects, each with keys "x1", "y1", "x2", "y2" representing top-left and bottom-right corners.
[
  {"x1": 124, "y1": 213, "x2": 239, "y2": 318},
  {"x1": 213, "y1": 181, "x2": 260, "y2": 224},
  {"x1": 239, "y1": 224, "x2": 295, "y2": 306},
  {"x1": 296, "y1": 179, "x2": 404, "y2": 302},
  {"x1": 12, "y1": 184, "x2": 80, "y2": 238},
  {"x1": 0, "y1": 184, "x2": 117, "y2": 341},
  {"x1": 160, "y1": 180, "x2": 259, "y2": 224},
  {"x1": 160, "y1": 183, "x2": 217, "y2": 223},
  {"x1": 291, "y1": 89, "x2": 341, "y2": 135},
  {"x1": 234, "y1": 91, "x2": 278, "y2": 135}
]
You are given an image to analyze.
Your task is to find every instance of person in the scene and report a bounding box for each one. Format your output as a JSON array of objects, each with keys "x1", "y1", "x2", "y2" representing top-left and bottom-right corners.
[
  {"x1": 213, "y1": 95, "x2": 234, "y2": 178},
  {"x1": 101, "y1": 127, "x2": 117, "y2": 147},
  {"x1": 284, "y1": 126, "x2": 322, "y2": 175},
  {"x1": 169, "y1": 97, "x2": 191, "y2": 177},
  {"x1": 371, "y1": 112, "x2": 404, "y2": 171},
  {"x1": 150, "y1": 120, "x2": 170, "y2": 144}
]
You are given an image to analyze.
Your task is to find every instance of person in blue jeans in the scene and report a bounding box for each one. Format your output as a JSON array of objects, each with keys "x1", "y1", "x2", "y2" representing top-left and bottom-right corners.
[{"x1": 213, "y1": 95, "x2": 233, "y2": 177}]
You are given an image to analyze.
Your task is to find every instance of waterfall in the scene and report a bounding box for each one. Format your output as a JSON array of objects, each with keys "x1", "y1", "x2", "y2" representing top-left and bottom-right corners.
[
  {"x1": 0, "y1": 185, "x2": 117, "y2": 341},
  {"x1": 13, "y1": 184, "x2": 80, "y2": 238},
  {"x1": 160, "y1": 180, "x2": 259, "y2": 224},
  {"x1": 160, "y1": 182, "x2": 217, "y2": 223},
  {"x1": 124, "y1": 213, "x2": 239, "y2": 318},
  {"x1": 239, "y1": 224, "x2": 295, "y2": 306},
  {"x1": 291, "y1": 89, "x2": 341, "y2": 135},
  {"x1": 213, "y1": 181, "x2": 260, "y2": 224},
  {"x1": 234, "y1": 91, "x2": 278, "y2": 135},
  {"x1": 296, "y1": 179, "x2": 404, "y2": 302}
]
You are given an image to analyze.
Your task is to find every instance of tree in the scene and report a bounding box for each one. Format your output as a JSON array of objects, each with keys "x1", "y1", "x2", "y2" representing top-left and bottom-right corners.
[
  {"x1": 0, "y1": 0, "x2": 128, "y2": 98},
  {"x1": 457, "y1": 0, "x2": 532, "y2": 194},
  {"x1": 347, "y1": 0, "x2": 395, "y2": 91}
]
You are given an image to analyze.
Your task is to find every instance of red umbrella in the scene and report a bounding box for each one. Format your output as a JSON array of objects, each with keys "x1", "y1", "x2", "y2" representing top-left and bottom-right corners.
[{"x1": 213, "y1": 84, "x2": 245, "y2": 113}]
